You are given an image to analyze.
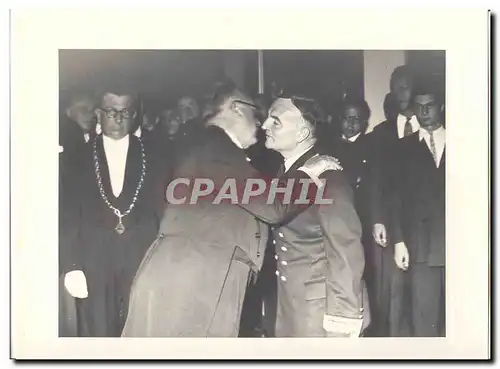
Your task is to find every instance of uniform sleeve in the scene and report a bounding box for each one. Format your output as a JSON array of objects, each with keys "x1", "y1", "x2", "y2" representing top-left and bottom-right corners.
[
  {"x1": 237, "y1": 170, "x2": 318, "y2": 225},
  {"x1": 183, "y1": 138, "x2": 316, "y2": 225},
  {"x1": 316, "y1": 171, "x2": 365, "y2": 335}
]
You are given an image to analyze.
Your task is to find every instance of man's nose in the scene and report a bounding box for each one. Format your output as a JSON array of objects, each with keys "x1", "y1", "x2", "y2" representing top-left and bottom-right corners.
[{"x1": 261, "y1": 119, "x2": 271, "y2": 130}]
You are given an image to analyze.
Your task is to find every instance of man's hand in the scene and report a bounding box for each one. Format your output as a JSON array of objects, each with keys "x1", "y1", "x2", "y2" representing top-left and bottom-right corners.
[
  {"x1": 64, "y1": 270, "x2": 88, "y2": 299},
  {"x1": 303, "y1": 154, "x2": 343, "y2": 175},
  {"x1": 394, "y1": 242, "x2": 410, "y2": 271},
  {"x1": 372, "y1": 223, "x2": 387, "y2": 247}
]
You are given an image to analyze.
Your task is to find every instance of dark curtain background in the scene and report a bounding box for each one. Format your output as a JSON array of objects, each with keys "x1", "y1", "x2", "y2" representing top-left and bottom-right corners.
[{"x1": 59, "y1": 50, "x2": 226, "y2": 108}]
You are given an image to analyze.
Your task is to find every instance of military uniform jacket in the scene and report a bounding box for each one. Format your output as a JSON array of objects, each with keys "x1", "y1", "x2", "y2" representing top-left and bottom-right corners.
[{"x1": 241, "y1": 147, "x2": 370, "y2": 337}]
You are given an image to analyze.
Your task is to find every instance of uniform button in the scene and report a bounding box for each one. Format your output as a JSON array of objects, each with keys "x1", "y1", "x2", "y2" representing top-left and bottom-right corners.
[
  {"x1": 272, "y1": 240, "x2": 276, "y2": 244},
  {"x1": 359, "y1": 315, "x2": 363, "y2": 319},
  {"x1": 278, "y1": 232, "x2": 284, "y2": 238},
  {"x1": 280, "y1": 276, "x2": 287, "y2": 282},
  {"x1": 274, "y1": 254, "x2": 278, "y2": 260},
  {"x1": 360, "y1": 307, "x2": 364, "y2": 312},
  {"x1": 281, "y1": 246, "x2": 287, "y2": 252},
  {"x1": 275, "y1": 270, "x2": 280, "y2": 276},
  {"x1": 281, "y1": 260, "x2": 288, "y2": 266},
  {"x1": 362, "y1": 159, "x2": 367, "y2": 163},
  {"x1": 246, "y1": 157, "x2": 251, "y2": 162}
]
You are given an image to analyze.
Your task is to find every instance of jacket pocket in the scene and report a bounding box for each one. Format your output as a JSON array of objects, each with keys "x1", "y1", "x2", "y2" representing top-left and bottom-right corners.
[{"x1": 304, "y1": 280, "x2": 326, "y2": 301}]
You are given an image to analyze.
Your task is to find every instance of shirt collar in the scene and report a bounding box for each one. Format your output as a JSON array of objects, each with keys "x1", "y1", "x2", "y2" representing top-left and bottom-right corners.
[
  {"x1": 284, "y1": 144, "x2": 315, "y2": 172},
  {"x1": 102, "y1": 133, "x2": 130, "y2": 149},
  {"x1": 419, "y1": 125, "x2": 446, "y2": 141},
  {"x1": 397, "y1": 113, "x2": 420, "y2": 134},
  {"x1": 342, "y1": 132, "x2": 361, "y2": 142}
]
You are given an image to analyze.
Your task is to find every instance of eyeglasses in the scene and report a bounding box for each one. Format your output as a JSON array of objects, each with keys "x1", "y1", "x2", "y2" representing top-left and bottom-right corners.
[
  {"x1": 232, "y1": 99, "x2": 260, "y2": 110},
  {"x1": 232, "y1": 99, "x2": 264, "y2": 125},
  {"x1": 100, "y1": 108, "x2": 134, "y2": 119}
]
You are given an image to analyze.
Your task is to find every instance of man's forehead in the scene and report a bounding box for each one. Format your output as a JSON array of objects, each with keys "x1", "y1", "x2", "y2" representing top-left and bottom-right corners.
[
  {"x1": 393, "y1": 76, "x2": 411, "y2": 87},
  {"x1": 269, "y1": 98, "x2": 302, "y2": 118},
  {"x1": 72, "y1": 98, "x2": 94, "y2": 107},
  {"x1": 102, "y1": 93, "x2": 134, "y2": 106},
  {"x1": 414, "y1": 94, "x2": 436, "y2": 104}
]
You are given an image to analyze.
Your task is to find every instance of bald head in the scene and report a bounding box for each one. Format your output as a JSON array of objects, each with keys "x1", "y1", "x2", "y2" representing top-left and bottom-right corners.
[{"x1": 204, "y1": 79, "x2": 260, "y2": 149}]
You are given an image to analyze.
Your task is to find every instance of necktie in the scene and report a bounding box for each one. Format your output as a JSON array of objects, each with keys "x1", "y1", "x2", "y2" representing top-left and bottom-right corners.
[
  {"x1": 404, "y1": 117, "x2": 413, "y2": 137},
  {"x1": 429, "y1": 131, "x2": 437, "y2": 165}
]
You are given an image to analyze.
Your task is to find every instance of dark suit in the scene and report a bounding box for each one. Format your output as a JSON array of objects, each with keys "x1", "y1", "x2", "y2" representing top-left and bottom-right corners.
[
  {"x1": 59, "y1": 134, "x2": 166, "y2": 337},
  {"x1": 388, "y1": 133, "x2": 445, "y2": 336},
  {"x1": 241, "y1": 147, "x2": 370, "y2": 337},
  {"x1": 366, "y1": 119, "x2": 418, "y2": 336},
  {"x1": 58, "y1": 117, "x2": 95, "y2": 337}
]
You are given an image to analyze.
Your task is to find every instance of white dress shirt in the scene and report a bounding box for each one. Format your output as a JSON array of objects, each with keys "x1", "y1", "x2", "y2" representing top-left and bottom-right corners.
[
  {"x1": 397, "y1": 114, "x2": 420, "y2": 139},
  {"x1": 342, "y1": 132, "x2": 361, "y2": 142},
  {"x1": 419, "y1": 125, "x2": 446, "y2": 168},
  {"x1": 102, "y1": 134, "x2": 130, "y2": 197}
]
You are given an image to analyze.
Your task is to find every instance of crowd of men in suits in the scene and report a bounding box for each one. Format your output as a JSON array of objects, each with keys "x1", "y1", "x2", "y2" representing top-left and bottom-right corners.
[{"x1": 59, "y1": 64, "x2": 446, "y2": 338}]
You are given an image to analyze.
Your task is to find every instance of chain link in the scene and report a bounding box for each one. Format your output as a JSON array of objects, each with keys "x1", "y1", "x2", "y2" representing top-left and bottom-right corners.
[{"x1": 93, "y1": 134, "x2": 147, "y2": 220}]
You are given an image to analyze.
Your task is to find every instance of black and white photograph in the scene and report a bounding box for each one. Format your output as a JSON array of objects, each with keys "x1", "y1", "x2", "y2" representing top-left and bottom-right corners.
[{"x1": 10, "y1": 8, "x2": 490, "y2": 360}]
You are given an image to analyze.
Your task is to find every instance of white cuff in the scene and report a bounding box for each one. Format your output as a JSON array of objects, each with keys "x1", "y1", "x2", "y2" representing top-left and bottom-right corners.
[{"x1": 323, "y1": 314, "x2": 363, "y2": 337}]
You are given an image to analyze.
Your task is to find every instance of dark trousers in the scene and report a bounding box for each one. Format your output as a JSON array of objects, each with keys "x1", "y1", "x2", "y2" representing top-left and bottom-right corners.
[
  {"x1": 366, "y1": 243, "x2": 411, "y2": 337},
  {"x1": 238, "y1": 229, "x2": 277, "y2": 337},
  {"x1": 409, "y1": 263, "x2": 445, "y2": 337}
]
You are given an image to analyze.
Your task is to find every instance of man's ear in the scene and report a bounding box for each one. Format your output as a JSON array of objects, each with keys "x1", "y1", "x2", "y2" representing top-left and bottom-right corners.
[
  {"x1": 230, "y1": 101, "x2": 245, "y2": 118},
  {"x1": 297, "y1": 125, "x2": 311, "y2": 143}
]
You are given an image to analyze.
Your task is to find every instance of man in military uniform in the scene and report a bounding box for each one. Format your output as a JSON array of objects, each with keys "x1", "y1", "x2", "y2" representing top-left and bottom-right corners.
[{"x1": 241, "y1": 96, "x2": 370, "y2": 337}]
